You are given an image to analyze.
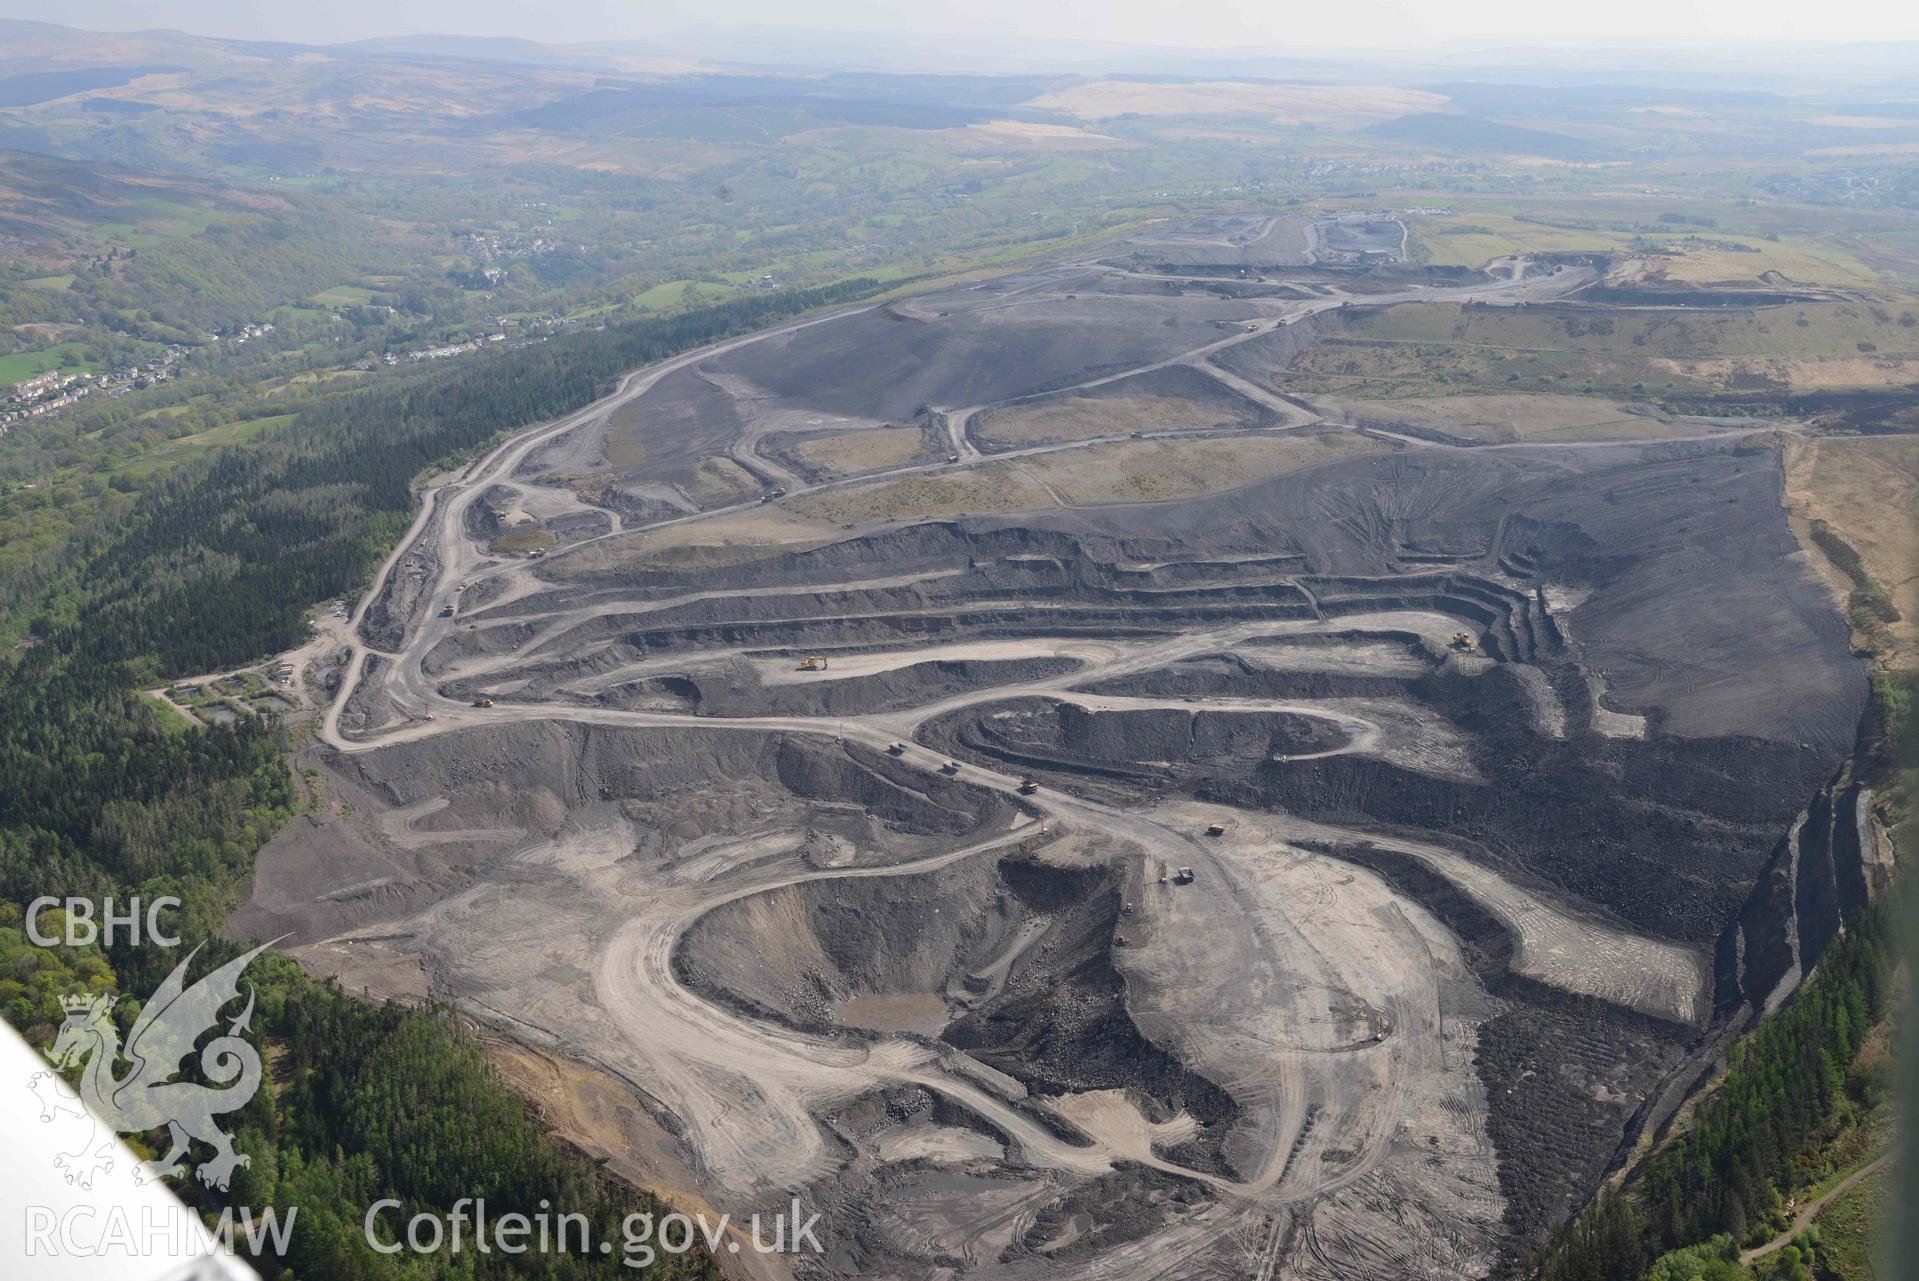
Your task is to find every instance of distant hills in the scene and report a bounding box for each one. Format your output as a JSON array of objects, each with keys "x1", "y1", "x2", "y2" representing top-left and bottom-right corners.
[
  {"x1": 0, "y1": 18, "x2": 1915, "y2": 185},
  {"x1": 1362, "y1": 112, "x2": 1607, "y2": 159}
]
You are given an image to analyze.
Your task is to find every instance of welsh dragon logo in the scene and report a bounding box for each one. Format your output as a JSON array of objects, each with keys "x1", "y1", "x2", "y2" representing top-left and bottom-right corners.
[{"x1": 34, "y1": 939, "x2": 279, "y2": 1192}]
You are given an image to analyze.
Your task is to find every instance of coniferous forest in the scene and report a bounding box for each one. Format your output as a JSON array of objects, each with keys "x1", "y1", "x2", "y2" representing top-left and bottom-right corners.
[{"x1": 1530, "y1": 894, "x2": 1900, "y2": 1281}]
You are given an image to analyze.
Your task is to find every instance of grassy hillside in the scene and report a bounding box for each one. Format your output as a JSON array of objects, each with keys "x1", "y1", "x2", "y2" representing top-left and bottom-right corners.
[{"x1": 1285, "y1": 302, "x2": 1919, "y2": 400}]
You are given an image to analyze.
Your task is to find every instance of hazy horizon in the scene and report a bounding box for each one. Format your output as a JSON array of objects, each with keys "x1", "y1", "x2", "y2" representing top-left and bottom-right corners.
[{"x1": 13, "y1": 0, "x2": 1919, "y2": 57}]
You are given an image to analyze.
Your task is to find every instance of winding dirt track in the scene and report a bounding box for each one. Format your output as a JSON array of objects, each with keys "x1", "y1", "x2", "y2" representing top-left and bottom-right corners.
[
  {"x1": 297, "y1": 246, "x2": 1718, "y2": 1276},
  {"x1": 1740, "y1": 1152, "x2": 1893, "y2": 1265}
]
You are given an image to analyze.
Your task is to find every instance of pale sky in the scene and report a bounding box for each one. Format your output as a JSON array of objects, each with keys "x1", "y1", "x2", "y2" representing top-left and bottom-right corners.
[{"x1": 14, "y1": 0, "x2": 1919, "y2": 51}]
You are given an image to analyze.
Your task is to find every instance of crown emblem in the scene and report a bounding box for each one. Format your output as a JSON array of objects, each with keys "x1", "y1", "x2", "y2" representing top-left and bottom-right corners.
[{"x1": 59, "y1": 992, "x2": 104, "y2": 1014}]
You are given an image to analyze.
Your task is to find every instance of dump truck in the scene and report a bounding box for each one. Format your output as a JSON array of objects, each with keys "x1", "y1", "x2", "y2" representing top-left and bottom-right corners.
[
  {"x1": 1018, "y1": 778, "x2": 1039, "y2": 795},
  {"x1": 799, "y1": 655, "x2": 829, "y2": 671},
  {"x1": 939, "y1": 760, "x2": 961, "y2": 775},
  {"x1": 1205, "y1": 821, "x2": 1226, "y2": 837},
  {"x1": 472, "y1": 697, "x2": 495, "y2": 709},
  {"x1": 441, "y1": 604, "x2": 455, "y2": 617},
  {"x1": 1174, "y1": 867, "x2": 1196, "y2": 884},
  {"x1": 1449, "y1": 632, "x2": 1475, "y2": 652},
  {"x1": 886, "y1": 742, "x2": 907, "y2": 756},
  {"x1": 946, "y1": 453, "x2": 961, "y2": 464}
]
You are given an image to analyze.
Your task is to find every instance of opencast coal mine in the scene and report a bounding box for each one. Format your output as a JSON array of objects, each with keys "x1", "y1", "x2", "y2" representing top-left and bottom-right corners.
[{"x1": 236, "y1": 218, "x2": 1894, "y2": 1279}]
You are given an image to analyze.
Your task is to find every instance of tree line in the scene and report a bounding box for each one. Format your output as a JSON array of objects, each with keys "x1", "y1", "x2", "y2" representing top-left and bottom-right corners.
[
  {"x1": 66, "y1": 276, "x2": 889, "y2": 677},
  {"x1": 1528, "y1": 894, "x2": 1898, "y2": 1281}
]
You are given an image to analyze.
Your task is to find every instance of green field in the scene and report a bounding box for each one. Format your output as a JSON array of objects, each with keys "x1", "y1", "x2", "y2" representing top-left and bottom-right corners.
[
  {"x1": 1411, "y1": 210, "x2": 1627, "y2": 269},
  {"x1": 88, "y1": 195, "x2": 228, "y2": 247},
  {"x1": 109, "y1": 413, "x2": 294, "y2": 480},
  {"x1": 0, "y1": 343, "x2": 96, "y2": 388},
  {"x1": 309, "y1": 284, "x2": 380, "y2": 305},
  {"x1": 631, "y1": 279, "x2": 735, "y2": 310},
  {"x1": 269, "y1": 368, "x2": 372, "y2": 394}
]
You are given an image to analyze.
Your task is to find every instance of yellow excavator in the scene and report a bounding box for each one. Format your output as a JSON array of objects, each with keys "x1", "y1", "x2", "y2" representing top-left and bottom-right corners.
[
  {"x1": 1450, "y1": 632, "x2": 1476, "y2": 652},
  {"x1": 799, "y1": 655, "x2": 829, "y2": 671}
]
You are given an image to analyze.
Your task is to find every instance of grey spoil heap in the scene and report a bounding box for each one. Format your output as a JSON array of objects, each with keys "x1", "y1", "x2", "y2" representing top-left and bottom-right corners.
[{"x1": 237, "y1": 221, "x2": 1870, "y2": 1279}]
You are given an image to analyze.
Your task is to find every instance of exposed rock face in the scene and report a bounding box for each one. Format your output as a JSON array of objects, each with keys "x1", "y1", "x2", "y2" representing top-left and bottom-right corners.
[{"x1": 1717, "y1": 764, "x2": 1896, "y2": 1020}]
